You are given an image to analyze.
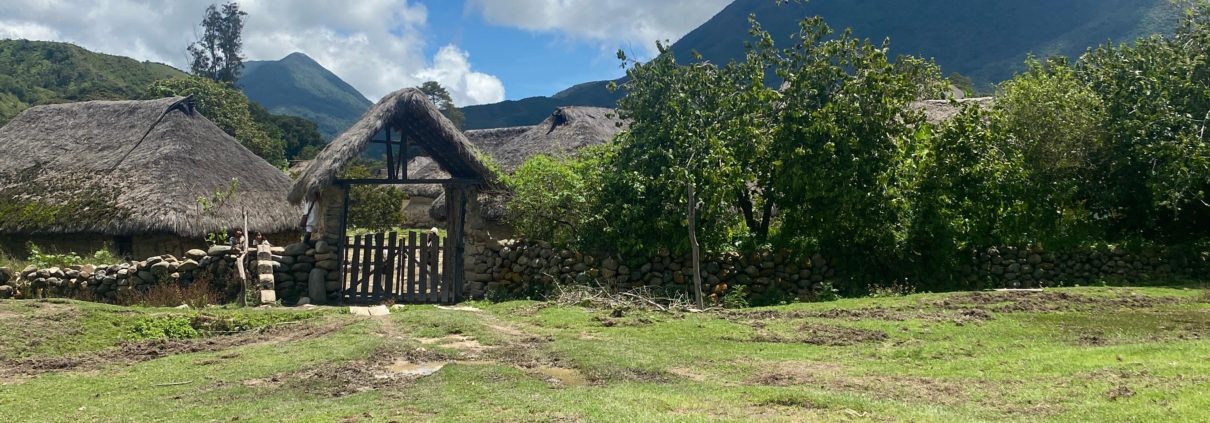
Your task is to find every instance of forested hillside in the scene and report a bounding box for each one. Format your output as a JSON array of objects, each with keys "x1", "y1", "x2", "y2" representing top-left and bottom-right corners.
[
  {"x1": 0, "y1": 40, "x2": 186, "y2": 125},
  {"x1": 238, "y1": 53, "x2": 373, "y2": 140}
]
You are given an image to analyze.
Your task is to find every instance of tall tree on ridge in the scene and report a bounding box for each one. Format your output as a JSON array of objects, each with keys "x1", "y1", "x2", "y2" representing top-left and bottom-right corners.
[
  {"x1": 418, "y1": 81, "x2": 466, "y2": 129},
  {"x1": 188, "y1": 2, "x2": 247, "y2": 83}
]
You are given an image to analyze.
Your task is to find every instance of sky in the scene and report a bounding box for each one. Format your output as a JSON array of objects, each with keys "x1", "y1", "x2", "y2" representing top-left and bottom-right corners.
[{"x1": 0, "y1": 0, "x2": 733, "y2": 106}]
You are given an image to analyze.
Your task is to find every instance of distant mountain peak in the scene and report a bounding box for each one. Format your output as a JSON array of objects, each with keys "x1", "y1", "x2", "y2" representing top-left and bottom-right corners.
[{"x1": 239, "y1": 52, "x2": 372, "y2": 140}]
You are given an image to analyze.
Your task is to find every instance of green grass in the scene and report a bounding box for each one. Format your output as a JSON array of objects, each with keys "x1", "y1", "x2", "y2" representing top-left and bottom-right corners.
[{"x1": 2, "y1": 287, "x2": 1209, "y2": 422}]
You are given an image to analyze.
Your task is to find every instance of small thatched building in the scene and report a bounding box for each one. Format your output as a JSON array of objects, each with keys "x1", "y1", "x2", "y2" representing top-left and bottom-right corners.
[
  {"x1": 402, "y1": 106, "x2": 626, "y2": 229},
  {"x1": 0, "y1": 97, "x2": 300, "y2": 258}
]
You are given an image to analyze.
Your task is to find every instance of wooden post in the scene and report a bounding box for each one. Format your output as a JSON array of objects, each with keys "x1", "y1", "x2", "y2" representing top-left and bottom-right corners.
[
  {"x1": 443, "y1": 185, "x2": 467, "y2": 304},
  {"x1": 688, "y1": 183, "x2": 703, "y2": 310},
  {"x1": 337, "y1": 185, "x2": 350, "y2": 305},
  {"x1": 385, "y1": 127, "x2": 395, "y2": 180}
]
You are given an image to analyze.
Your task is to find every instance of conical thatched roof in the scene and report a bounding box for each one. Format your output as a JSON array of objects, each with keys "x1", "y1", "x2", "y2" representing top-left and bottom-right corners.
[
  {"x1": 289, "y1": 88, "x2": 496, "y2": 203},
  {"x1": 0, "y1": 97, "x2": 299, "y2": 237}
]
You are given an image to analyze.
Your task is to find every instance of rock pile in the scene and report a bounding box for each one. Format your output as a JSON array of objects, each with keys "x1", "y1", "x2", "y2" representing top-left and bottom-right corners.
[
  {"x1": 271, "y1": 236, "x2": 342, "y2": 304},
  {"x1": 0, "y1": 267, "x2": 15, "y2": 298}
]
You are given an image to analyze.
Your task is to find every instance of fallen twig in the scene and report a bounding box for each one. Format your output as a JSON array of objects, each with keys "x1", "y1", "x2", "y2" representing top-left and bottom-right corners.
[{"x1": 152, "y1": 380, "x2": 194, "y2": 387}]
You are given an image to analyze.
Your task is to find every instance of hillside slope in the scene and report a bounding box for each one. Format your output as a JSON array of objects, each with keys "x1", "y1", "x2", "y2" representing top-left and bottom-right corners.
[
  {"x1": 238, "y1": 53, "x2": 373, "y2": 140},
  {"x1": 0, "y1": 40, "x2": 186, "y2": 126},
  {"x1": 462, "y1": 0, "x2": 1176, "y2": 129}
]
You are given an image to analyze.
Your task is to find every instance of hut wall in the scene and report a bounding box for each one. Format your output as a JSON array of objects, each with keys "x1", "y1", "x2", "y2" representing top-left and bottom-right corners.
[
  {"x1": 0, "y1": 234, "x2": 113, "y2": 260},
  {"x1": 403, "y1": 195, "x2": 438, "y2": 228}
]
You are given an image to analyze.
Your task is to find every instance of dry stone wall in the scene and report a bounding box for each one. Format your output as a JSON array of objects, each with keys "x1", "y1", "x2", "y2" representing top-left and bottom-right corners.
[
  {"x1": 0, "y1": 235, "x2": 343, "y2": 305},
  {"x1": 461, "y1": 233, "x2": 1205, "y2": 300}
]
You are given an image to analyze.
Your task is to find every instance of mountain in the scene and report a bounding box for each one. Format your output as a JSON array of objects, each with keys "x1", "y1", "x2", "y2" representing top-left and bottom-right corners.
[
  {"x1": 462, "y1": 0, "x2": 1177, "y2": 129},
  {"x1": 238, "y1": 52, "x2": 372, "y2": 139},
  {"x1": 0, "y1": 39, "x2": 186, "y2": 126}
]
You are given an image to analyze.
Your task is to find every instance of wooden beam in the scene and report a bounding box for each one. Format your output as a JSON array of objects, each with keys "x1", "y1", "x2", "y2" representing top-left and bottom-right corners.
[
  {"x1": 335, "y1": 178, "x2": 480, "y2": 186},
  {"x1": 384, "y1": 127, "x2": 395, "y2": 180}
]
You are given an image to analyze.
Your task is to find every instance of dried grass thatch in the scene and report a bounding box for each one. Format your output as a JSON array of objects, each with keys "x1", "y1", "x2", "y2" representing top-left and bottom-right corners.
[
  {"x1": 0, "y1": 97, "x2": 299, "y2": 237},
  {"x1": 289, "y1": 88, "x2": 496, "y2": 204},
  {"x1": 912, "y1": 97, "x2": 995, "y2": 124}
]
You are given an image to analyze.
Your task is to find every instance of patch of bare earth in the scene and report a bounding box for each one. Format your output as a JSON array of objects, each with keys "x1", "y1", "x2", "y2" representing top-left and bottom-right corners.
[
  {"x1": 727, "y1": 322, "x2": 888, "y2": 346},
  {"x1": 933, "y1": 290, "x2": 1183, "y2": 313},
  {"x1": 1, "y1": 319, "x2": 349, "y2": 377},
  {"x1": 285, "y1": 314, "x2": 593, "y2": 396},
  {"x1": 747, "y1": 361, "x2": 1064, "y2": 418}
]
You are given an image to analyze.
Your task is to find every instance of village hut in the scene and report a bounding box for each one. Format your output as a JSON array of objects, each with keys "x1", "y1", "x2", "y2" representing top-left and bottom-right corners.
[
  {"x1": 0, "y1": 97, "x2": 301, "y2": 259},
  {"x1": 402, "y1": 106, "x2": 626, "y2": 229}
]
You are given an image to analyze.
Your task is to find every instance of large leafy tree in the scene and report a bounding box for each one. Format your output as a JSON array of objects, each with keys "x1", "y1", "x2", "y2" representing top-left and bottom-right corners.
[
  {"x1": 762, "y1": 17, "x2": 943, "y2": 272},
  {"x1": 1078, "y1": 1, "x2": 1210, "y2": 241},
  {"x1": 188, "y1": 2, "x2": 247, "y2": 83},
  {"x1": 418, "y1": 81, "x2": 466, "y2": 129}
]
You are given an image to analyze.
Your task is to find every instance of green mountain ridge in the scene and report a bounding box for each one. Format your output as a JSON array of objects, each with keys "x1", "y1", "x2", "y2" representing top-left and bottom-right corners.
[
  {"x1": 238, "y1": 52, "x2": 373, "y2": 140},
  {"x1": 0, "y1": 39, "x2": 187, "y2": 126},
  {"x1": 461, "y1": 0, "x2": 1178, "y2": 129}
]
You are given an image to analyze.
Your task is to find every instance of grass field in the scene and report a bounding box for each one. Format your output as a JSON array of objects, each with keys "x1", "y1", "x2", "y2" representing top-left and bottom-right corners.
[{"x1": 1, "y1": 286, "x2": 1208, "y2": 422}]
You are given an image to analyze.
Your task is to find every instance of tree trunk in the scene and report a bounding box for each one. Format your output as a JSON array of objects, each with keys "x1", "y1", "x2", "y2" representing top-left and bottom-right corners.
[{"x1": 688, "y1": 183, "x2": 704, "y2": 310}]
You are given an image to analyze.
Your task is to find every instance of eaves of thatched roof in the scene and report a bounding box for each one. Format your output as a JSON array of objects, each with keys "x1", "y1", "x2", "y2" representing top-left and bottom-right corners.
[
  {"x1": 289, "y1": 88, "x2": 497, "y2": 203},
  {"x1": 0, "y1": 97, "x2": 300, "y2": 237}
]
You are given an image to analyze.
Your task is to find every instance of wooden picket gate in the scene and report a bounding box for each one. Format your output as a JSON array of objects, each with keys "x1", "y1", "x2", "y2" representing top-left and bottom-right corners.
[{"x1": 342, "y1": 231, "x2": 453, "y2": 304}]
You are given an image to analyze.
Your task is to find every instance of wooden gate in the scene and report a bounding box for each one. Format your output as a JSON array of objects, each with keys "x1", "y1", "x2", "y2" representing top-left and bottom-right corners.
[{"x1": 342, "y1": 231, "x2": 454, "y2": 304}]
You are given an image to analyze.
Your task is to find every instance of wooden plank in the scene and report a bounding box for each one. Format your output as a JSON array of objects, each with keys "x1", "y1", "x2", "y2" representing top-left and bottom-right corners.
[
  {"x1": 407, "y1": 231, "x2": 417, "y2": 302},
  {"x1": 371, "y1": 233, "x2": 385, "y2": 301},
  {"x1": 386, "y1": 232, "x2": 398, "y2": 299},
  {"x1": 450, "y1": 187, "x2": 468, "y2": 303},
  {"x1": 337, "y1": 185, "x2": 350, "y2": 306},
  {"x1": 443, "y1": 186, "x2": 460, "y2": 304},
  {"x1": 429, "y1": 235, "x2": 441, "y2": 303},
  {"x1": 418, "y1": 232, "x2": 429, "y2": 302},
  {"x1": 359, "y1": 235, "x2": 373, "y2": 303},
  {"x1": 348, "y1": 234, "x2": 362, "y2": 302}
]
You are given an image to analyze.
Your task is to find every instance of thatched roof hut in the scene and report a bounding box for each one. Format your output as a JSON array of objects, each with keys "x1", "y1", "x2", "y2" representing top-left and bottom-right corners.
[
  {"x1": 402, "y1": 106, "x2": 626, "y2": 224},
  {"x1": 0, "y1": 97, "x2": 299, "y2": 249},
  {"x1": 289, "y1": 88, "x2": 497, "y2": 205}
]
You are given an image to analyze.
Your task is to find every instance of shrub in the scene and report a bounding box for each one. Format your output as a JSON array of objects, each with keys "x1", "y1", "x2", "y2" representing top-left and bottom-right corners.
[{"x1": 129, "y1": 315, "x2": 200, "y2": 340}]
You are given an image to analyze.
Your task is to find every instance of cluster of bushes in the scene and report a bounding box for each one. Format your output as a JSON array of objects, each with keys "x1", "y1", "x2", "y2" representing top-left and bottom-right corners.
[{"x1": 504, "y1": 4, "x2": 1210, "y2": 292}]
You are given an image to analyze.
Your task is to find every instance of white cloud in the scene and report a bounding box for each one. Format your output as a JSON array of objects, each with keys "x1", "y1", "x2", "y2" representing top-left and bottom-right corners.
[
  {"x1": 465, "y1": 0, "x2": 732, "y2": 56},
  {"x1": 0, "y1": 0, "x2": 505, "y2": 104}
]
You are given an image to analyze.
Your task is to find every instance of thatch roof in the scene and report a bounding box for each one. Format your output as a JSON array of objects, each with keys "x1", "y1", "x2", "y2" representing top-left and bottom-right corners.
[
  {"x1": 289, "y1": 88, "x2": 496, "y2": 203},
  {"x1": 0, "y1": 97, "x2": 299, "y2": 237},
  {"x1": 912, "y1": 97, "x2": 995, "y2": 124},
  {"x1": 402, "y1": 106, "x2": 625, "y2": 198}
]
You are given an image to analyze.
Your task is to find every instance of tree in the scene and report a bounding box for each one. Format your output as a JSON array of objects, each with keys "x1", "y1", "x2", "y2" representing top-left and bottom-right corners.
[
  {"x1": 417, "y1": 81, "x2": 466, "y2": 129},
  {"x1": 342, "y1": 161, "x2": 407, "y2": 231},
  {"x1": 761, "y1": 17, "x2": 943, "y2": 278},
  {"x1": 188, "y1": 2, "x2": 247, "y2": 83},
  {"x1": 1078, "y1": 0, "x2": 1210, "y2": 242},
  {"x1": 147, "y1": 76, "x2": 286, "y2": 167}
]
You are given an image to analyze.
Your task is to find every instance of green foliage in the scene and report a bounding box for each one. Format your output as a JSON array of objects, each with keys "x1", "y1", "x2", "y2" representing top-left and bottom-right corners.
[
  {"x1": 129, "y1": 315, "x2": 200, "y2": 340},
  {"x1": 26, "y1": 243, "x2": 86, "y2": 268},
  {"x1": 720, "y1": 286, "x2": 750, "y2": 309},
  {"x1": 147, "y1": 76, "x2": 287, "y2": 166},
  {"x1": 504, "y1": 145, "x2": 612, "y2": 246},
  {"x1": 1078, "y1": 1, "x2": 1210, "y2": 242},
  {"x1": 418, "y1": 81, "x2": 466, "y2": 129},
  {"x1": 342, "y1": 161, "x2": 407, "y2": 231},
  {"x1": 188, "y1": 2, "x2": 247, "y2": 83}
]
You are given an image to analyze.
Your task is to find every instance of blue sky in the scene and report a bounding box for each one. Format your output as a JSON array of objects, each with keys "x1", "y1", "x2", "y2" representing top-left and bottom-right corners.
[
  {"x1": 422, "y1": 2, "x2": 628, "y2": 100},
  {"x1": 0, "y1": 0, "x2": 733, "y2": 104}
]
